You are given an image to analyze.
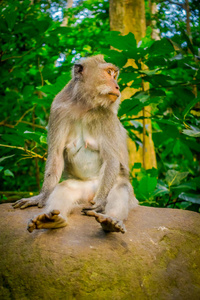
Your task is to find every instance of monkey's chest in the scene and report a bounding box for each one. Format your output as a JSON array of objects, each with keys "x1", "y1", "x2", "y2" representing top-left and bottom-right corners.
[{"x1": 65, "y1": 126, "x2": 102, "y2": 180}]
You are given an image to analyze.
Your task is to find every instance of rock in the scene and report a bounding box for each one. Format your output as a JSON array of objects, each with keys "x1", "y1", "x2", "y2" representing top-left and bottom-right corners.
[{"x1": 0, "y1": 203, "x2": 200, "y2": 300}]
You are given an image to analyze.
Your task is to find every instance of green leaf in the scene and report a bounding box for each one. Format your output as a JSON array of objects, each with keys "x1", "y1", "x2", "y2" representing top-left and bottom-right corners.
[
  {"x1": 118, "y1": 98, "x2": 140, "y2": 117},
  {"x1": 183, "y1": 97, "x2": 200, "y2": 118},
  {"x1": 171, "y1": 182, "x2": 197, "y2": 191},
  {"x1": 152, "y1": 182, "x2": 169, "y2": 197},
  {"x1": 119, "y1": 72, "x2": 139, "y2": 85},
  {"x1": 106, "y1": 31, "x2": 137, "y2": 51},
  {"x1": 104, "y1": 49, "x2": 127, "y2": 68},
  {"x1": 23, "y1": 85, "x2": 34, "y2": 99},
  {"x1": 40, "y1": 135, "x2": 47, "y2": 144},
  {"x1": 165, "y1": 170, "x2": 189, "y2": 187},
  {"x1": 181, "y1": 142, "x2": 193, "y2": 161},
  {"x1": 134, "y1": 92, "x2": 150, "y2": 103},
  {"x1": 140, "y1": 27, "x2": 153, "y2": 48},
  {"x1": 173, "y1": 140, "x2": 181, "y2": 155},
  {"x1": 139, "y1": 69, "x2": 160, "y2": 75},
  {"x1": 37, "y1": 20, "x2": 50, "y2": 33},
  {"x1": 180, "y1": 30, "x2": 195, "y2": 55},
  {"x1": 4, "y1": 169, "x2": 14, "y2": 177},
  {"x1": 161, "y1": 141, "x2": 174, "y2": 159},
  {"x1": 138, "y1": 176, "x2": 157, "y2": 199},
  {"x1": 182, "y1": 128, "x2": 200, "y2": 137},
  {"x1": 178, "y1": 193, "x2": 200, "y2": 204},
  {"x1": 146, "y1": 168, "x2": 158, "y2": 177},
  {"x1": 23, "y1": 131, "x2": 46, "y2": 144},
  {"x1": 132, "y1": 163, "x2": 142, "y2": 169},
  {"x1": 148, "y1": 38, "x2": 174, "y2": 56},
  {"x1": 144, "y1": 74, "x2": 172, "y2": 87},
  {"x1": 151, "y1": 118, "x2": 180, "y2": 127},
  {"x1": 5, "y1": 11, "x2": 17, "y2": 30},
  {"x1": 0, "y1": 154, "x2": 15, "y2": 163}
]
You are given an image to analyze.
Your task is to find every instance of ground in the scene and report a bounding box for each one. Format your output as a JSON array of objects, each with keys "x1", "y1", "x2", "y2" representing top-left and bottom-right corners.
[{"x1": 0, "y1": 203, "x2": 200, "y2": 300}]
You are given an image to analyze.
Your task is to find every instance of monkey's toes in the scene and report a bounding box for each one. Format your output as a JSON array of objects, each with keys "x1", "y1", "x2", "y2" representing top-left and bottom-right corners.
[
  {"x1": 82, "y1": 209, "x2": 98, "y2": 217},
  {"x1": 95, "y1": 214, "x2": 126, "y2": 234},
  {"x1": 50, "y1": 209, "x2": 60, "y2": 216},
  {"x1": 113, "y1": 220, "x2": 127, "y2": 234},
  {"x1": 102, "y1": 219, "x2": 126, "y2": 234},
  {"x1": 27, "y1": 219, "x2": 37, "y2": 233},
  {"x1": 82, "y1": 205, "x2": 104, "y2": 214}
]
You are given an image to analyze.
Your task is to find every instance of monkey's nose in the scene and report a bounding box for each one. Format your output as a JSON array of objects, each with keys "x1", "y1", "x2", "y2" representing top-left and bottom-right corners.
[{"x1": 116, "y1": 84, "x2": 120, "y2": 90}]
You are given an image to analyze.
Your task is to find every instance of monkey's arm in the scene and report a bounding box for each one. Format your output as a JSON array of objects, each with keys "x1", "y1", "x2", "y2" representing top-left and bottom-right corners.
[
  {"x1": 13, "y1": 109, "x2": 66, "y2": 209},
  {"x1": 12, "y1": 145, "x2": 65, "y2": 209},
  {"x1": 91, "y1": 156, "x2": 120, "y2": 212}
]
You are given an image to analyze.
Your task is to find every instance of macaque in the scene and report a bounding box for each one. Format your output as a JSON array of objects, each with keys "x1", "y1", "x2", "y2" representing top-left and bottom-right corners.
[{"x1": 13, "y1": 55, "x2": 138, "y2": 233}]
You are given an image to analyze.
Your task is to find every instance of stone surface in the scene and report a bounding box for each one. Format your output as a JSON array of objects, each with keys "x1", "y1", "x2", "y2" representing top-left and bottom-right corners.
[{"x1": 0, "y1": 203, "x2": 200, "y2": 300}]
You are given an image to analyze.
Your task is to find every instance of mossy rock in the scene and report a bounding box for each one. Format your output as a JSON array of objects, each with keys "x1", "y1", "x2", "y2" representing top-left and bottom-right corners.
[{"x1": 0, "y1": 203, "x2": 200, "y2": 300}]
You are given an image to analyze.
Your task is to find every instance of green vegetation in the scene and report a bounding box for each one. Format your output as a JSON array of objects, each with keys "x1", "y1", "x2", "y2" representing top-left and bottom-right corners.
[{"x1": 0, "y1": 0, "x2": 199, "y2": 211}]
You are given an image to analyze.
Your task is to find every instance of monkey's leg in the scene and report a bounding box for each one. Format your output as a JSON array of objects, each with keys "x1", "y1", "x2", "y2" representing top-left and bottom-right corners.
[
  {"x1": 83, "y1": 178, "x2": 132, "y2": 234},
  {"x1": 28, "y1": 179, "x2": 98, "y2": 233}
]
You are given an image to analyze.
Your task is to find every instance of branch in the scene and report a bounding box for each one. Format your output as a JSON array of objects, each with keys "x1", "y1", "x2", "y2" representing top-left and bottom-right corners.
[
  {"x1": 1, "y1": 47, "x2": 35, "y2": 62},
  {"x1": 38, "y1": 57, "x2": 44, "y2": 87},
  {"x1": 0, "y1": 120, "x2": 46, "y2": 130},
  {"x1": 0, "y1": 144, "x2": 46, "y2": 161},
  {"x1": 0, "y1": 106, "x2": 47, "y2": 130},
  {"x1": 15, "y1": 106, "x2": 36, "y2": 126}
]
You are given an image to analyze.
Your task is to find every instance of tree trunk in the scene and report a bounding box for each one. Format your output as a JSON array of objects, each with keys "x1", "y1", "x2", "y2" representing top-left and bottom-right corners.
[
  {"x1": 61, "y1": 0, "x2": 73, "y2": 27},
  {"x1": 185, "y1": 0, "x2": 191, "y2": 41},
  {"x1": 109, "y1": 0, "x2": 157, "y2": 170}
]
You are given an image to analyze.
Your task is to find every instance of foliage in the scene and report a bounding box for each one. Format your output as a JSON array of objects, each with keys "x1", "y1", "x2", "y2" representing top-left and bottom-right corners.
[
  {"x1": 0, "y1": 0, "x2": 109, "y2": 194},
  {"x1": 0, "y1": 0, "x2": 199, "y2": 212},
  {"x1": 104, "y1": 29, "x2": 200, "y2": 212},
  {"x1": 156, "y1": 0, "x2": 200, "y2": 39}
]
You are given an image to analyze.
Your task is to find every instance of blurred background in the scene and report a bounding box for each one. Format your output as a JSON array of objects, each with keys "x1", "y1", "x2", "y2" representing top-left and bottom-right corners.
[{"x1": 0, "y1": 0, "x2": 199, "y2": 211}]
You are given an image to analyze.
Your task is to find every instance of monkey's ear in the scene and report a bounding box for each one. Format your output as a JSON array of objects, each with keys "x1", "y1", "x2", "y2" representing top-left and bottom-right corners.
[{"x1": 73, "y1": 64, "x2": 84, "y2": 79}]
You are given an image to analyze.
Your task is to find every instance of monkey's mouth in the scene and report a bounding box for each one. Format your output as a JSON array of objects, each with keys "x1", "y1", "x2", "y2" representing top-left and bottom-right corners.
[
  {"x1": 108, "y1": 92, "x2": 120, "y2": 103},
  {"x1": 108, "y1": 92, "x2": 120, "y2": 97}
]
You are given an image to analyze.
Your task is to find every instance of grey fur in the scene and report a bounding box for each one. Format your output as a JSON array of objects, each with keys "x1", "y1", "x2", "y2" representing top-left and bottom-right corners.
[{"x1": 13, "y1": 55, "x2": 138, "y2": 232}]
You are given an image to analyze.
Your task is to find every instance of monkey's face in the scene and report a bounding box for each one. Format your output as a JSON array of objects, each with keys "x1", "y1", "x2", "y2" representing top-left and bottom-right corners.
[
  {"x1": 94, "y1": 63, "x2": 120, "y2": 103},
  {"x1": 73, "y1": 56, "x2": 120, "y2": 106},
  {"x1": 103, "y1": 67, "x2": 120, "y2": 102}
]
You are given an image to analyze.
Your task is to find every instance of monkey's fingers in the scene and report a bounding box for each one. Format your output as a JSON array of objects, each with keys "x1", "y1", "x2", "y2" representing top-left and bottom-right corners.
[
  {"x1": 12, "y1": 200, "x2": 22, "y2": 209},
  {"x1": 12, "y1": 195, "x2": 46, "y2": 209},
  {"x1": 37, "y1": 201, "x2": 45, "y2": 208},
  {"x1": 12, "y1": 199, "x2": 32, "y2": 209}
]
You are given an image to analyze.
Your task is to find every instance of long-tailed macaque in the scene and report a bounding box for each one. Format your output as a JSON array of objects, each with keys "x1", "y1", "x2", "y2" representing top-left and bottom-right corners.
[{"x1": 13, "y1": 55, "x2": 138, "y2": 233}]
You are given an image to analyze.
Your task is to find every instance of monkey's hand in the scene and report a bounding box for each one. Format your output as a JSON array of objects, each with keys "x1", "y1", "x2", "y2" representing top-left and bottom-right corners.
[{"x1": 12, "y1": 192, "x2": 48, "y2": 209}]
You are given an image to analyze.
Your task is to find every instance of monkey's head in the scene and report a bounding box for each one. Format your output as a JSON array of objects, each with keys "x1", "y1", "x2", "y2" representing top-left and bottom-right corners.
[{"x1": 72, "y1": 55, "x2": 120, "y2": 108}]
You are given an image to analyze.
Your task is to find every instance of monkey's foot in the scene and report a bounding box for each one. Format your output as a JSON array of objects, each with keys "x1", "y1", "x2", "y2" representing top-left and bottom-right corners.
[
  {"x1": 27, "y1": 210, "x2": 67, "y2": 233},
  {"x1": 83, "y1": 210, "x2": 126, "y2": 234}
]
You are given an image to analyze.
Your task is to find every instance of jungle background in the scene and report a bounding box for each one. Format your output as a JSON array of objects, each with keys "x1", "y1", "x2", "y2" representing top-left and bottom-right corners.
[{"x1": 0, "y1": 0, "x2": 199, "y2": 212}]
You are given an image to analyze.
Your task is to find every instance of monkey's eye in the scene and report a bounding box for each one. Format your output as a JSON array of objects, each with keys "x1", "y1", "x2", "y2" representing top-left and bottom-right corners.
[{"x1": 107, "y1": 69, "x2": 112, "y2": 75}]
